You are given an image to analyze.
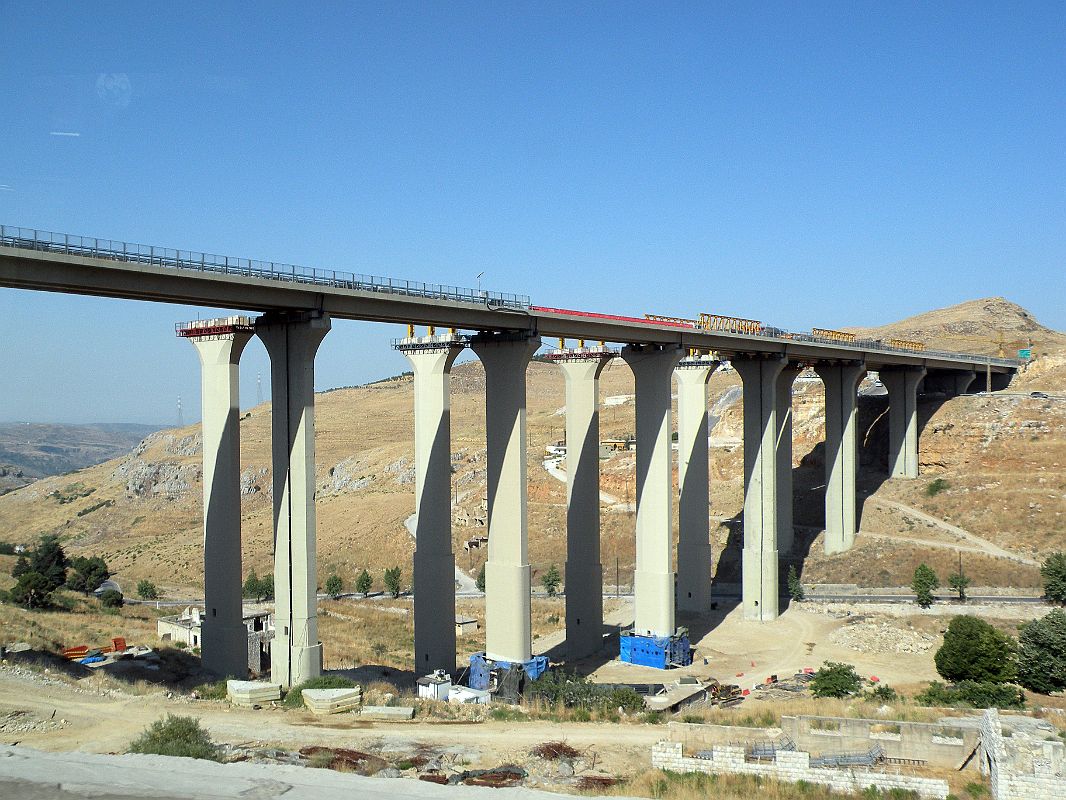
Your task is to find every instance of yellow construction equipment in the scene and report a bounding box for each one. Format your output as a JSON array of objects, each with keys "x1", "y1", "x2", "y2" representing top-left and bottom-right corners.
[
  {"x1": 698, "y1": 313, "x2": 764, "y2": 335},
  {"x1": 885, "y1": 338, "x2": 926, "y2": 352},
  {"x1": 811, "y1": 327, "x2": 857, "y2": 343}
]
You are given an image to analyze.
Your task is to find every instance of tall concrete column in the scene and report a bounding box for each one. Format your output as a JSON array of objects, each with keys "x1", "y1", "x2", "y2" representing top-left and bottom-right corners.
[
  {"x1": 471, "y1": 332, "x2": 539, "y2": 664},
  {"x1": 775, "y1": 365, "x2": 802, "y2": 554},
  {"x1": 256, "y1": 312, "x2": 331, "y2": 688},
  {"x1": 814, "y1": 362, "x2": 866, "y2": 554},
  {"x1": 184, "y1": 323, "x2": 254, "y2": 679},
  {"x1": 622, "y1": 344, "x2": 683, "y2": 637},
  {"x1": 555, "y1": 348, "x2": 615, "y2": 659},
  {"x1": 675, "y1": 355, "x2": 719, "y2": 615},
  {"x1": 399, "y1": 334, "x2": 465, "y2": 675},
  {"x1": 881, "y1": 366, "x2": 926, "y2": 479},
  {"x1": 733, "y1": 355, "x2": 787, "y2": 621}
]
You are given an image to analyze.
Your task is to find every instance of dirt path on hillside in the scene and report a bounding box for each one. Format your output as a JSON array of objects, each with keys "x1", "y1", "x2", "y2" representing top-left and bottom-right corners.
[{"x1": 869, "y1": 498, "x2": 1038, "y2": 565}]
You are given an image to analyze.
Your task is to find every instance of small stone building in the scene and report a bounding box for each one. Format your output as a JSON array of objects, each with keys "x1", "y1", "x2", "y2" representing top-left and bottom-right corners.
[{"x1": 157, "y1": 606, "x2": 274, "y2": 676}]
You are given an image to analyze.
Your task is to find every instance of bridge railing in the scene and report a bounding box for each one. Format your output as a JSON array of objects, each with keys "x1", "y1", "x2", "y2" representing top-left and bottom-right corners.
[
  {"x1": 0, "y1": 225, "x2": 531, "y2": 310},
  {"x1": 780, "y1": 331, "x2": 1018, "y2": 369}
]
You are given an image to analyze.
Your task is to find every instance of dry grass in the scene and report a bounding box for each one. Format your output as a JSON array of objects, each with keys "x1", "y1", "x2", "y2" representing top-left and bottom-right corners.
[{"x1": 0, "y1": 591, "x2": 164, "y2": 652}]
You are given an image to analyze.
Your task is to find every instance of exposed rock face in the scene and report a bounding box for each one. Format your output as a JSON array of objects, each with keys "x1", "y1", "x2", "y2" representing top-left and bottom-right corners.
[
  {"x1": 112, "y1": 459, "x2": 201, "y2": 498},
  {"x1": 324, "y1": 457, "x2": 372, "y2": 495},
  {"x1": 384, "y1": 456, "x2": 415, "y2": 486},
  {"x1": 240, "y1": 467, "x2": 269, "y2": 496}
]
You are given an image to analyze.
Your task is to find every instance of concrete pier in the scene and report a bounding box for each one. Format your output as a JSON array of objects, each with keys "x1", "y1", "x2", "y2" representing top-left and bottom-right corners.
[
  {"x1": 882, "y1": 366, "x2": 926, "y2": 479},
  {"x1": 775, "y1": 365, "x2": 802, "y2": 554},
  {"x1": 256, "y1": 312, "x2": 331, "y2": 688},
  {"x1": 471, "y1": 332, "x2": 540, "y2": 664},
  {"x1": 554, "y1": 347, "x2": 615, "y2": 659},
  {"x1": 734, "y1": 356, "x2": 787, "y2": 621},
  {"x1": 400, "y1": 334, "x2": 466, "y2": 674},
  {"x1": 622, "y1": 344, "x2": 683, "y2": 637},
  {"x1": 675, "y1": 355, "x2": 719, "y2": 615},
  {"x1": 815, "y1": 362, "x2": 866, "y2": 554},
  {"x1": 183, "y1": 322, "x2": 254, "y2": 679}
]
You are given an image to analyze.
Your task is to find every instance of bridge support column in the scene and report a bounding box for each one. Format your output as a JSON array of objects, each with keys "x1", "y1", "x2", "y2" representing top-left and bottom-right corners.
[
  {"x1": 815, "y1": 362, "x2": 866, "y2": 554},
  {"x1": 734, "y1": 355, "x2": 787, "y2": 621},
  {"x1": 471, "y1": 332, "x2": 539, "y2": 664},
  {"x1": 257, "y1": 312, "x2": 331, "y2": 688},
  {"x1": 555, "y1": 348, "x2": 615, "y2": 659},
  {"x1": 622, "y1": 344, "x2": 683, "y2": 637},
  {"x1": 882, "y1": 366, "x2": 926, "y2": 479},
  {"x1": 398, "y1": 334, "x2": 465, "y2": 675},
  {"x1": 775, "y1": 365, "x2": 802, "y2": 554},
  {"x1": 185, "y1": 325, "x2": 254, "y2": 679},
  {"x1": 676, "y1": 355, "x2": 719, "y2": 615}
]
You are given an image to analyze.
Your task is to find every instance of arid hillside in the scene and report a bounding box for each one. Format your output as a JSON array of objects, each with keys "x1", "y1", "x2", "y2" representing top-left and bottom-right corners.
[{"x1": 0, "y1": 297, "x2": 1062, "y2": 597}]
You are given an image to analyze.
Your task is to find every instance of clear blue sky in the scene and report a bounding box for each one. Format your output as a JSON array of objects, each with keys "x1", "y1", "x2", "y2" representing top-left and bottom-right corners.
[{"x1": 1, "y1": 2, "x2": 1063, "y2": 424}]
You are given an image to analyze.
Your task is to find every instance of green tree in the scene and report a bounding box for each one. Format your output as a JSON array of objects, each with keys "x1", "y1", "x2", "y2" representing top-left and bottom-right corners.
[
  {"x1": 11, "y1": 555, "x2": 30, "y2": 579},
  {"x1": 810, "y1": 662, "x2": 863, "y2": 698},
  {"x1": 355, "y1": 569, "x2": 373, "y2": 596},
  {"x1": 541, "y1": 564, "x2": 561, "y2": 597},
  {"x1": 0, "y1": 541, "x2": 16, "y2": 555},
  {"x1": 948, "y1": 572, "x2": 971, "y2": 603},
  {"x1": 787, "y1": 564, "x2": 805, "y2": 601},
  {"x1": 383, "y1": 566, "x2": 402, "y2": 598},
  {"x1": 242, "y1": 570, "x2": 263, "y2": 601},
  {"x1": 67, "y1": 555, "x2": 110, "y2": 594},
  {"x1": 29, "y1": 535, "x2": 68, "y2": 592},
  {"x1": 1041, "y1": 552, "x2": 1066, "y2": 605},
  {"x1": 934, "y1": 615, "x2": 1016, "y2": 684},
  {"x1": 99, "y1": 589, "x2": 124, "y2": 608},
  {"x1": 475, "y1": 563, "x2": 486, "y2": 593},
  {"x1": 911, "y1": 563, "x2": 939, "y2": 608},
  {"x1": 11, "y1": 571, "x2": 53, "y2": 609},
  {"x1": 325, "y1": 573, "x2": 343, "y2": 599},
  {"x1": 259, "y1": 573, "x2": 274, "y2": 601},
  {"x1": 1016, "y1": 609, "x2": 1066, "y2": 695},
  {"x1": 137, "y1": 580, "x2": 159, "y2": 600}
]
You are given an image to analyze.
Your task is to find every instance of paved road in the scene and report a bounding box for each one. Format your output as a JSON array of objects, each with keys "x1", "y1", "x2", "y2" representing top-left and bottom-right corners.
[{"x1": 0, "y1": 746, "x2": 613, "y2": 800}]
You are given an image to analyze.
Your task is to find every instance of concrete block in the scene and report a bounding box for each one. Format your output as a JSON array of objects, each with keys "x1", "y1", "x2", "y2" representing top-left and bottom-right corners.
[
  {"x1": 302, "y1": 687, "x2": 362, "y2": 715},
  {"x1": 360, "y1": 705, "x2": 415, "y2": 720},
  {"x1": 226, "y1": 680, "x2": 281, "y2": 706}
]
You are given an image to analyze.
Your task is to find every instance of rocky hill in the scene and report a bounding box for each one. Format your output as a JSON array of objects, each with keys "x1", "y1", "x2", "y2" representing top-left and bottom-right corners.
[
  {"x1": 0, "y1": 423, "x2": 162, "y2": 496},
  {"x1": 0, "y1": 298, "x2": 1062, "y2": 597}
]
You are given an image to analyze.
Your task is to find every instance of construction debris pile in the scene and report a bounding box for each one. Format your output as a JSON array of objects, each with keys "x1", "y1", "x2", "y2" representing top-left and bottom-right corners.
[{"x1": 828, "y1": 618, "x2": 936, "y2": 654}]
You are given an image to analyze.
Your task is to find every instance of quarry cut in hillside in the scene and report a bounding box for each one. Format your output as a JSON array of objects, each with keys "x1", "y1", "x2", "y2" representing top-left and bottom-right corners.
[{"x1": 0, "y1": 297, "x2": 1062, "y2": 597}]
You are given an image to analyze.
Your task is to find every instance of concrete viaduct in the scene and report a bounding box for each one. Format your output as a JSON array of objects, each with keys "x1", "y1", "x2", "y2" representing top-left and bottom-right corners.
[{"x1": 0, "y1": 227, "x2": 1019, "y2": 686}]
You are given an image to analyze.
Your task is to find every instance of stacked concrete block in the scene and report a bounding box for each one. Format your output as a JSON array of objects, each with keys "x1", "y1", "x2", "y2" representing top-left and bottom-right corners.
[
  {"x1": 226, "y1": 680, "x2": 282, "y2": 707},
  {"x1": 360, "y1": 705, "x2": 416, "y2": 720},
  {"x1": 302, "y1": 687, "x2": 363, "y2": 715},
  {"x1": 651, "y1": 740, "x2": 949, "y2": 800}
]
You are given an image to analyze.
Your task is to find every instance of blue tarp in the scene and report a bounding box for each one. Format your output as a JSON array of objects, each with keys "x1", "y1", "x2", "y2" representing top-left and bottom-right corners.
[{"x1": 619, "y1": 632, "x2": 692, "y2": 669}]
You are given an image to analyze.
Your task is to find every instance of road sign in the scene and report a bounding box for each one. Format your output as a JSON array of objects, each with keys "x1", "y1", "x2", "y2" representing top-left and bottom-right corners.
[{"x1": 1018, "y1": 349, "x2": 1032, "y2": 359}]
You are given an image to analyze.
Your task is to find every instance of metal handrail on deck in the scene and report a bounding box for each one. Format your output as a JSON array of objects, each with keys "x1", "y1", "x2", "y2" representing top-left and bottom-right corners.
[{"x1": 0, "y1": 225, "x2": 531, "y2": 310}]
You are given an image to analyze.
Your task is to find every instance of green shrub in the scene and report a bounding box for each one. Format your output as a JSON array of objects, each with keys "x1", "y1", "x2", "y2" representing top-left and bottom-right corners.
[
  {"x1": 1016, "y1": 609, "x2": 1066, "y2": 695},
  {"x1": 127, "y1": 714, "x2": 222, "y2": 760},
  {"x1": 383, "y1": 566, "x2": 402, "y2": 598},
  {"x1": 1041, "y1": 553, "x2": 1066, "y2": 605},
  {"x1": 99, "y1": 589, "x2": 124, "y2": 608},
  {"x1": 527, "y1": 669, "x2": 645, "y2": 712},
  {"x1": 787, "y1": 564, "x2": 805, "y2": 601},
  {"x1": 192, "y1": 679, "x2": 230, "y2": 700},
  {"x1": 912, "y1": 563, "x2": 939, "y2": 608},
  {"x1": 356, "y1": 569, "x2": 373, "y2": 595},
  {"x1": 0, "y1": 542, "x2": 15, "y2": 555},
  {"x1": 810, "y1": 662, "x2": 862, "y2": 698},
  {"x1": 137, "y1": 579, "x2": 159, "y2": 600},
  {"x1": 866, "y1": 684, "x2": 899, "y2": 702},
  {"x1": 641, "y1": 710, "x2": 665, "y2": 724},
  {"x1": 282, "y1": 676, "x2": 357, "y2": 708},
  {"x1": 325, "y1": 574, "x2": 343, "y2": 599},
  {"x1": 541, "y1": 564, "x2": 561, "y2": 597},
  {"x1": 915, "y1": 681, "x2": 1025, "y2": 709},
  {"x1": 926, "y1": 478, "x2": 950, "y2": 497},
  {"x1": 934, "y1": 616, "x2": 1016, "y2": 684},
  {"x1": 11, "y1": 571, "x2": 53, "y2": 609}
]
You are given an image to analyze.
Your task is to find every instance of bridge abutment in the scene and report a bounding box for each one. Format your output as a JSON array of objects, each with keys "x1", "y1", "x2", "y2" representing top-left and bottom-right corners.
[
  {"x1": 471, "y1": 332, "x2": 540, "y2": 664},
  {"x1": 399, "y1": 334, "x2": 465, "y2": 675},
  {"x1": 257, "y1": 312, "x2": 331, "y2": 688},
  {"x1": 735, "y1": 355, "x2": 788, "y2": 621},
  {"x1": 882, "y1": 366, "x2": 926, "y2": 479},
  {"x1": 622, "y1": 344, "x2": 683, "y2": 637},
  {"x1": 676, "y1": 355, "x2": 718, "y2": 615},
  {"x1": 554, "y1": 348, "x2": 615, "y2": 659},
  {"x1": 816, "y1": 362, "x2": 866, "y2": 554},
  {"x1": 182, "y1": 322, "x2": 254, "y2": 679}
]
